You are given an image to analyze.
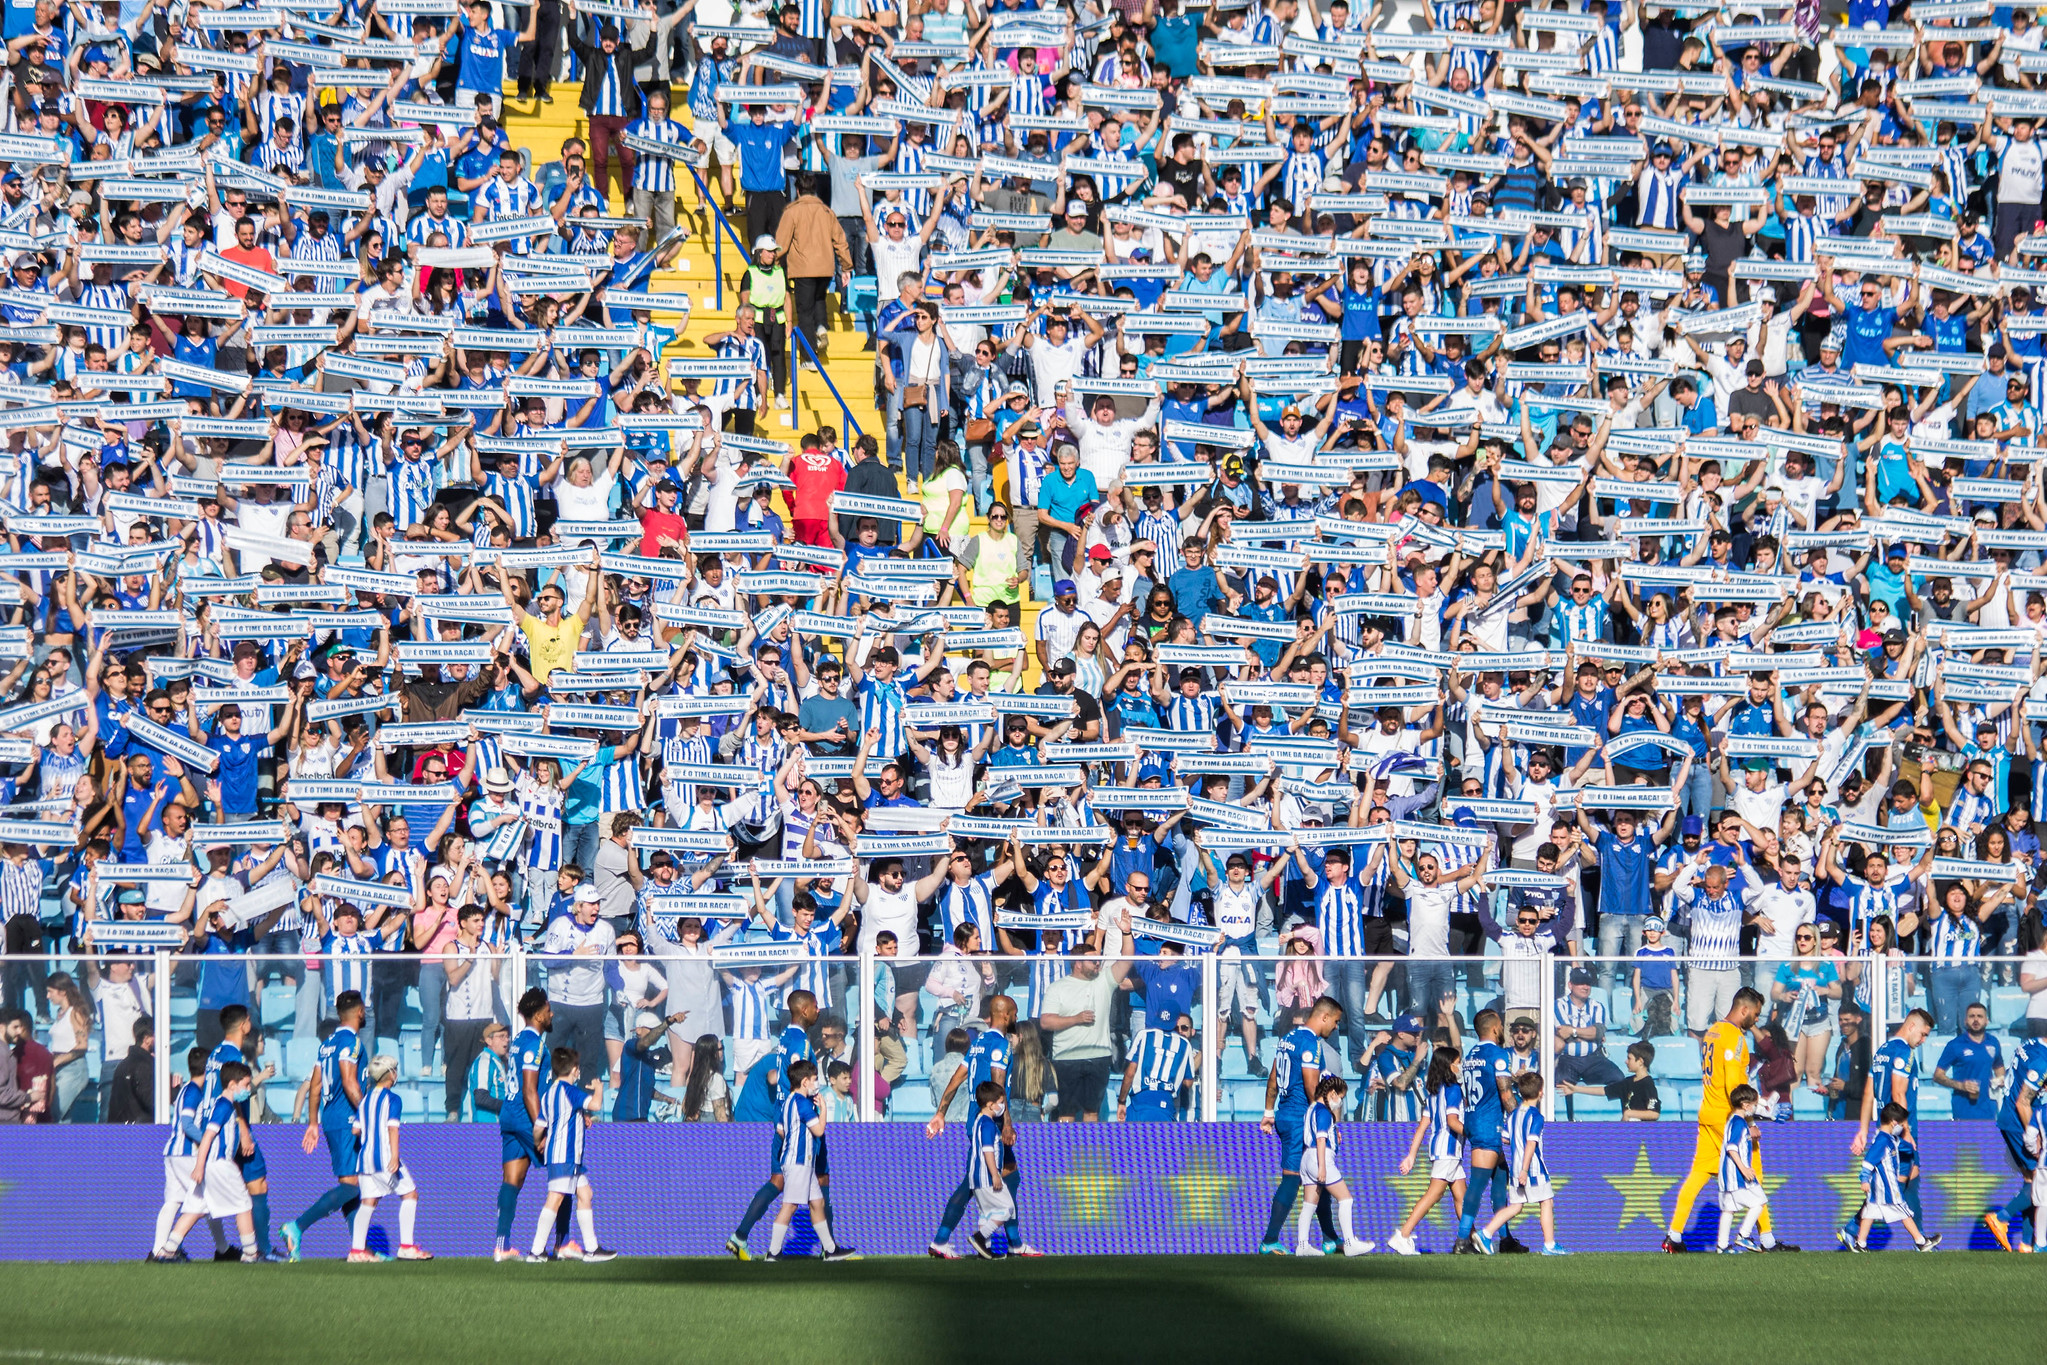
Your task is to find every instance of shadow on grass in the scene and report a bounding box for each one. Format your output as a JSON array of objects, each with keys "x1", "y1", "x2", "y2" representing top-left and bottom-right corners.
[{"x1": 599, "y1": 1256, "x2": 1452, "y2": 1363}]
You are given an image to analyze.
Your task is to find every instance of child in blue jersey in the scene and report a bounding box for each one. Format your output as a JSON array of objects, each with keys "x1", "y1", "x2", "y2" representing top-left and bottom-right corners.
[
  {"x1": 966, "y1": 1081, "x2": 1013, "y2": 1259},
  {"x1": 151, "y1": 1049, "x2": 215, "y2": 1260},
  {"x1": 1387, "y1": 1045, "x2": 1466, "y2": 1256},
  {"x1": 764, "y1": 1061, "x2": 859, "y2": 1262},
  {"x1": 1297, "y1": 1076, "x2": 1375, "y2": 1257},
  {"x1": 1716, "y1": 1086, "x2": 1769, "y2": 1253},
  {"x1": 282, "y1": 991, "x2": 368, "y2": 1261},
  {"x1": 1258, "y1": 996, "x2": 1345, "y2": 1254},
  {"x1": 1846, "y1": 1102, "x2": 1940, "y2": 1252},
  {"x1": 1474, "y1": 1073, "x2": 1566, "y2": 1255},
  {"x1": 154, "y1": 1061, "x2": 260, "y2": 1262},
  {"x1": 349, "y1": 1055, "x2": 432, "y2": 1262},
  {"x1": 526, "y1": 1046, "x2": 618, "y2": 1263}
]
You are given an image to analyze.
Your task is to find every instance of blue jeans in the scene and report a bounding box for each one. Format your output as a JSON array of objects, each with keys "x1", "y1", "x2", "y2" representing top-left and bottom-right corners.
[
  {"x1": 900, "y1": 398, "x2": 939, "y2": 483},
  {"x1": 561, "y1": 821, "x2": 601, "y2": 884},
  {"x1": 1678, "y1": 763, "x2": 1713, "y2": 819},
  {"x1": 1324, "y1": 961, "x2": 1369, "y2": 1062},
  {"x1": 966, "y1": 441, "x2": 994, "y2": 514},
  {"x1": 1929, "y1": 965, "x2": 1980, "y2": 1034}
]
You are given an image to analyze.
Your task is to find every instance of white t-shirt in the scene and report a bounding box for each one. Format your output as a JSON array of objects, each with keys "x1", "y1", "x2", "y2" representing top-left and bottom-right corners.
[
  {"x1": 859, "y1": 882, "x2": 919, "y2": 955},
  {"x1": 554, "y1": 470, "x2": 617, "y2": 528},
  {"x1": 1027, "y1": 334, "x2": 1088, "y2": 403},
  {"x1": 1406, "y1": 882, "x2": 1459, "y2": 957},
  {"x1": 1728, "y1": 779, "x2": 1788, "y2": 831},
  {"x1": 540, "y1": 916, "x2": 617, "y2": 1005},
  {"x1": 1510, "y1": 776, "x2": 1564, "y2": 864}
]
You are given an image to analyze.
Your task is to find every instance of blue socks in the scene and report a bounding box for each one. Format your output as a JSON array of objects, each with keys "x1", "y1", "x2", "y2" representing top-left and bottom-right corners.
[
  {"x1": 1458, "y1": 1172, "x2": 1487, "y2": 1237},
  {"x1": 734, "y1": 1181, "x2": 780, "y2": 1240},
  {"x1": 251, "y1": 1193, "x2": 270, "y2": 1256},
  {"x1": 296, "y1": 1185, "x2": 353, "y2": 1231},
  {"x1": 1491, "y1": 1166, "x2": 1511, "y2": 1232},
  {"x1": 496, "y1": 1183, "x2": 519, "y2": 1244},
  {"x1": 1003, "y1": 1169, "x2": 1022, "y2": 1247},
  {"x1": 935, "y1": 1180, "x2": 974, "y2": 1242},
  {"x1": 1264, "y1": 1175, "x2": 1302, "y2": 1245}
]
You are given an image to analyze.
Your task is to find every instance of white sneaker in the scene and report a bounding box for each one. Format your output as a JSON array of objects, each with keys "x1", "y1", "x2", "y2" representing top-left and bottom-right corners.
[
  {"x1": 1386, "y1": 1231, "x2": 1419, "y2": 1256},
  {"x1": 1294, "y1": 1241, "x2": 1319, "y2": 1257},
  {"x1": 775, "y1": 394, "x2": 790, "y2": 410},
  {"x1": 1342, "y1": 1239, "x2": 1376, "y2": 1257}
]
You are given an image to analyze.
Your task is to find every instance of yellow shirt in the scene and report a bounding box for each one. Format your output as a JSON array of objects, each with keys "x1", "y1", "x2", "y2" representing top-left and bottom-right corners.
[
  {"x1": 1697, "y1": 1019, "x2": 1751, "y2": 1128},
  {"x1": 520, "y1": 611, "x2": 584, "y2": 683}
]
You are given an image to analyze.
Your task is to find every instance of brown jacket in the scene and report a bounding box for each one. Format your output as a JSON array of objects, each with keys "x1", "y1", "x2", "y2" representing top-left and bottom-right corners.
[{"x1": 774, "y1": 193, "x2": 853, "y2": 279}]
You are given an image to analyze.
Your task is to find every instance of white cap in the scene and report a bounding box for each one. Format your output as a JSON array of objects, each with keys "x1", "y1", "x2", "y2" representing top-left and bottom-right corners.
[{"x1": 752, "y1": 234, "x2": 776, "y2": 253}]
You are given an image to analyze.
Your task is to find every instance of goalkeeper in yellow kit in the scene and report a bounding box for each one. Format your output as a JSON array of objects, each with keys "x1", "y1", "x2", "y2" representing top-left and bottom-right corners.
[{"x1": 1663, "y1": 988, "x2": 1798, "y2": 1252}]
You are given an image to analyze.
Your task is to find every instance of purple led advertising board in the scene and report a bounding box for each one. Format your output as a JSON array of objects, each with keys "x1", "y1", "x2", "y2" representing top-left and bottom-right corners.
[{"x1": 0, "y1": 1123, "x2": 2021, "y2": 1258}]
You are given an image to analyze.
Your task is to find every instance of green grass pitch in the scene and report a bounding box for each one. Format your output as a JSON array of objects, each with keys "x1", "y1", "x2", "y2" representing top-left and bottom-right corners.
[{"x1": 0, "y1": 1257, "x2": 2038, "y2": 1365}]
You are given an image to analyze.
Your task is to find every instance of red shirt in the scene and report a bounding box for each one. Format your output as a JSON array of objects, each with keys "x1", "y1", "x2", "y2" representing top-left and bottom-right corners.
[
  {"x1": 789, "y1": 449, "x2": 846, "y2": 521},
  {"x1": 14, "y1": 1039, "x2": 52, "y2": 1122},
  {"x1": 639, "y1": 507, "x2": 688, "y2": 559},
  {"x1": 218, "y1": 244, "x2": 276, "y2": 298}
]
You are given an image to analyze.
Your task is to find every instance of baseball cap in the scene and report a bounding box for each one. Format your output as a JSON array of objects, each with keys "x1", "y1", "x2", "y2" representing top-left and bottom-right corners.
[
  {"x1": 1568, "y1": 968, "x2": 1594, "y2": 986},
  {"x1": 634, "y1": 1009, "x2": 665, "y2": 1031},
  {"x1": 1065, "y1": 199, "x2": 1087, "y2": 215},
  {"x1": 1006, "y1": 381, "x2": 1031, "y2": 398},
  {"x1": 1087, "y1": 544, "x2": 1112, "y2": 561},
  {"x1": 1053, "y1": 579, "x2": 1076, "y2": 597},
  {"x1": 573, "y1": 883, "x2": 602, "y2": 903},
  {"x1": 1681, "y1": 815, "x2": 1704, "y2": 836},
  {"x1": 1392, "y1": 1014, "x2": 1423, "y2": 1036},
  {"x1": 1642, "y1": 916, "x2": 1666, "y2": 932},
  {"x1": 1049, "y1": 658, "x2": 1077, "y2": 676}
]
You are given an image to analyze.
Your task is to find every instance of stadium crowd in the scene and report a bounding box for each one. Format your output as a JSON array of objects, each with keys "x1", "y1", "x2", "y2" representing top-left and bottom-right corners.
[{"x1": 0, "y1": 0, "x2": 2043, "y2": 1181}]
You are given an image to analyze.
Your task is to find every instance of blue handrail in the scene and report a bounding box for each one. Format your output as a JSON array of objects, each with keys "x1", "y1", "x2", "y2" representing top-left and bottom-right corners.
[{"x1": 686, "y1": 165, "x2": 865, "y2": 442}]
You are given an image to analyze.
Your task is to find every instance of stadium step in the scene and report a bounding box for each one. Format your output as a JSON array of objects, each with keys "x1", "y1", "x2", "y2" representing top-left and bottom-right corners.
[{"x1": 497, "y1": 80, "x2": 1051, "y2": 672}]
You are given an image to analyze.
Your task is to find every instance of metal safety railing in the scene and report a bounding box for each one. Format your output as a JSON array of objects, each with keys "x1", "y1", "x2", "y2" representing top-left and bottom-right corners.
[{"x1": 686, "y1": 165, "x2": 867, "y2": 441}]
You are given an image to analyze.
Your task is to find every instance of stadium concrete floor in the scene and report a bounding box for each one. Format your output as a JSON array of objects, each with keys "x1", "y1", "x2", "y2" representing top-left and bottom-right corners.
[{"x1": 0, "y1": 1257, "x2": 2038, "y2": 1364}]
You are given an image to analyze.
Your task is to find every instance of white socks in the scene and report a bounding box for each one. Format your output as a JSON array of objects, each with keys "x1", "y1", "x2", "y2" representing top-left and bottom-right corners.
[
  {"x1": 577, "y1": 1205, "x2": 597, "y2": 1253},
  {"x1": 529, "y1": 1206, "x2": 554, "y2": 1258},
  {"x1": 352, "y1": 1201, "x2": 374, "y2": 1252},
  {"x1": 1336, "y1": 1198, "x2": 1356, "y2": 1243},
  {"x1": 208, "y1": 1219, "x2": 229, "y2": 1253},
  {"x1": 770, "y1": 1221, "x2": 789, "y2": 1255},
  {"x1": 815, "y1": 1218, "x2": 838, "y2": 1254},
  {"x1": 1296, "y1": 1198, "x2": 1317, "y2": 1253},
  {"x1": 154, "y1": 1202, "x2": 179, "y2": 1252},
  {"x1": 400, "y1": 1196, "x2": 418, "y2": 1247}
]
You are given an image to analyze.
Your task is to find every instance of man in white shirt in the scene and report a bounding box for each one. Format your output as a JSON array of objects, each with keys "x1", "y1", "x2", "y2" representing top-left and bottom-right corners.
[
  {"x1": 1038, "y1": 947, "x2": 1132, "y2": 1121},
  {"x1": 1012, "y1": 307, "x2": 1105, "y2": 404},
  {"x1": 1063, "y1": 390, "x2": 1163, "y2": 488},
  {"x1": 540, "y1": 884, "x2": 616, "y2": 1084},
  {"x1": 1034, "y1": 581, "x2": 1090, "y2": 671},
  {"x1": 1737, "y1": 856, "x2": 1816, "y2": 962},
  {"x1": 143, "y1": 801, "x2": 196, "y2": 920}
]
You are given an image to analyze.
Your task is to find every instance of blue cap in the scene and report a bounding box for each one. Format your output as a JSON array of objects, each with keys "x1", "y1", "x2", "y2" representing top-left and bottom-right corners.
[
  {"x1": 1450, "y1": 806, "x2": 1479, "y2": 827},
  {"x1": 1053, "y1": 579, "x2": 1077, "y2": 597},
  {"x1": 1392, "y1": 1013, "x2": 1424, "y2": 1035},
  {"x1": 84, "y1": 45, "x2": 108, "y2": 65},
  {"x1": 1681, "y1": 815, "x2": 1705, "y2": 836}
]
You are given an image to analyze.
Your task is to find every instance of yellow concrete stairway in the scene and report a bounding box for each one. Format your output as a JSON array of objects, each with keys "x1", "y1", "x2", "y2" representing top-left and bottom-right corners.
[
  {"x1": 499, "y1": 84, "x2": 884, "y2": 443},
  {"x1": 498, "y1": 84, "x2": 1047, "y2": 673}
]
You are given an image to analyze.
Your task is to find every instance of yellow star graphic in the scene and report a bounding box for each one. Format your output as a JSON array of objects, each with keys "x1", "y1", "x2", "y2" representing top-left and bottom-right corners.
[
  {"x1": 1929, "y1": 1144, "x2": 2010, "y2": 1231},
  {"x1": 1819, "y1": 1166, "x2": 1867, "y2": 1229},
  {"x1": 1603, "y1": 1147, "x2": 1678, "y2": 1233},
  {"x1": 1381, "y1": 1164, "x2": 1458, "y2": 1231},
  {"x1": 1048, "y1": 1151, "x2": 1135, "y2": 1226},
  {"x1": 1161, "y1": 1147, "x2": 1245, "y2": 1229}
]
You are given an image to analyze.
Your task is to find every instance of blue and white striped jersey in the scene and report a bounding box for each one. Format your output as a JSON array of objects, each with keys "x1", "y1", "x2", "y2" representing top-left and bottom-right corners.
[
  {"x1": 966, "y1": 1109, "x2": 1004, "y2": 1189},
  {"x1": 164, "y1": 1080, "x2": 207, "y2": 1159},
  {"x1": 1719, "y1": 1113, "x2": 1760, "y2": 1191},
  {"x1": 728, "y1": 977, "x2": 774, "y2": 1040},
  {"x1": 1314, "y1": 872, "x2": 1367, "y2": 957},
  {"x1": 540, "y1": 1078, "x2": 592, "y2": 1166},
  {"x1": 1506, "y1": 1104, "x2": 1548, "y2": 1185},
  {"x1": 1426, "y1": 1083, "x2": 1465, "y2": 1161},
  {"x1": 1303, "y1": 1102, "x2": 1341, "y2": 1178},
  {"x1": 1552, "y1": 995, "x2": 1605, "y2": 1059},
  {"x1": 778, "y1": 1090, "x2": 821, "y2": 1167},
  {"x1": 356, "y1": 1085, "x2": 403, "y2": 1175},
  {"x1": 1860, "y1": 1128, "x2": 1910, "y2": 1205},
  {"x1": 627, "y1": 117, "x2": 690, "y2": 194},
  {"x1": 1129, "y1": 1027, "x2": 1193, "y2": 1099},
  {"x1": 858, "y1": 677, "x2": 907, "y2": 758},
  {"x1": 1929, "y1": 912, "x2": 1982, "y2": 963},
  {"x1": 316, "y1": 928, "x2": 379, "y2": 1004},
  {"x1": 712, "y1": 332, "x2": 771, "y2": 408}
]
